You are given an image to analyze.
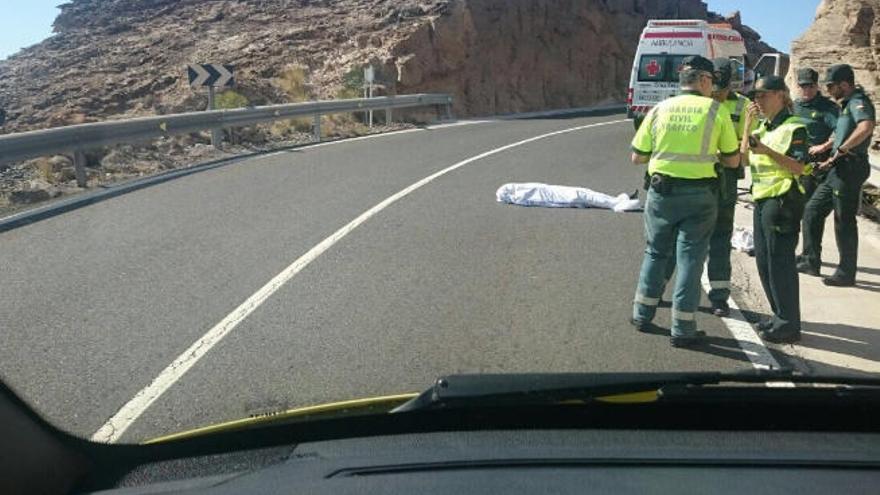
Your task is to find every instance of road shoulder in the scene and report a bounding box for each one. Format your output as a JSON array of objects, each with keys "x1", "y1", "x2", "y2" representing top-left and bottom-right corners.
[{"x1": 730, "y1": 161, "x2": 880, "y2": 376}]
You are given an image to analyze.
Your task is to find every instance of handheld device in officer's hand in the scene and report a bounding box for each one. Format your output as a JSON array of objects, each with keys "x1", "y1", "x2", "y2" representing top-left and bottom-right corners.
[{"x1": 748, "y1": 136, "x2": 758, "y2": 149}]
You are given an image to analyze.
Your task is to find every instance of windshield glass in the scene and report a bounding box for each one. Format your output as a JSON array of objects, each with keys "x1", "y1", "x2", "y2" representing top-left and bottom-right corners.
[
  {"x1": 0, "y1": 0, "x2": 877, "y2": 445},
  {"x1": 638, "y1": 54, "x2": 697, "y2": 83}
]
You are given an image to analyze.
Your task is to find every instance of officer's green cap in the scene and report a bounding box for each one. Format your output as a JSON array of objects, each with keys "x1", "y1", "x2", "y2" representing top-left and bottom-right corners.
[
  {"x1": 680, "y1": 55, "x2": 714, "y2": 74},
  {"x1": 822, "y1": 64, "x2": 854, "y2": 84},
  {"x1": 796, "y1": 68, "x2": 818, "y2": 85},
  {"x1": 749, "y1": 75, "x2": 788, "y2": 97},
  {"x1": 712, "y1": 58, "x2": 733, "y2": 89}
]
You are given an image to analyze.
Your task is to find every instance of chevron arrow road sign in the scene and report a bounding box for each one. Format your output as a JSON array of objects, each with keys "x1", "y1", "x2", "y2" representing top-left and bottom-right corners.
[{"x1": 187, "y1": 64, "x2": 235, "y2": 88}]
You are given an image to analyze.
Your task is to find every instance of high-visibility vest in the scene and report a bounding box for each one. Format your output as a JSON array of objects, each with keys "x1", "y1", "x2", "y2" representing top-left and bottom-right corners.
[
  {"x1": 722, "y1": 93, "x2": 751, "y2": 140},
  {"x1": 644, "y1": 94, "x2": 728, "y2": 179},
  {"x1": 750, "y1": 116, "x2": 806, "y2": 200}
]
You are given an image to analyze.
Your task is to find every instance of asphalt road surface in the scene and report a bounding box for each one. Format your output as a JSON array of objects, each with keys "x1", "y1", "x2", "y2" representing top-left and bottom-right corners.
[{"x1": 1, "y1": 111, "x2": 767, "y2": 443}]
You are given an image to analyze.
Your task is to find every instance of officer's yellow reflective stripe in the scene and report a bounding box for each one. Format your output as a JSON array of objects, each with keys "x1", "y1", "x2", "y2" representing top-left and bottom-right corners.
[
  {"x1": 672, "y1": 310, "x2": 695, "y2": 321},
  {"x1": 635, "y1": 294, "x2": 659, "y2": 306},
  {"x1": 709, "y1": 280, "x2": 731, "y2": 289},
  {"x1": 652, "y1": 152, "x2": 718, "y2": 163},
  {"x1": 699, "y1": 100, "x2": 721, "y2": 157}
]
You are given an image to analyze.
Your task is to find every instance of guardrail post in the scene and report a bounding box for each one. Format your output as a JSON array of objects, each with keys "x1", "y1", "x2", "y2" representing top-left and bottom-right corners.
[
  {"x1": 445, "y1": 102, "x2": 454, "y2": 121},
  {"x1": 73, "y1": 150, "x2": 87, "y2": 188},
  {"x1": 385, "y1": 108, "x2": 392, "y2": 125},
  {"x1": 313, "y1": 113, "x2": 321, "y2": 142}
]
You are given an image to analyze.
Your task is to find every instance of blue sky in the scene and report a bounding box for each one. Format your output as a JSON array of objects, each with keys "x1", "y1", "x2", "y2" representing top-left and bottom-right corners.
[
  {"x1": 1, "y1": 1, "x2": 822, "y2": 60},
  {"x1": 704, "y1": 0, "x2": 822, "y2": 51},
  {"x1": 0, "y1": 0, "x2": 64, "y2": 60}
]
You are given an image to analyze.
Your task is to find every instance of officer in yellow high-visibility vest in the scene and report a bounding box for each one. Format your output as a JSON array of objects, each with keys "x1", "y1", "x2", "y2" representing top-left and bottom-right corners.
[
  {"x1": 630, "y1": 55, "x2": 740, "y2": 348},
  {"x1": 664, "y1": 58, "x2": 758, "y2": 318},
  {"x1": 744, "y1": 76, "x2": 809, "y2": 343}
]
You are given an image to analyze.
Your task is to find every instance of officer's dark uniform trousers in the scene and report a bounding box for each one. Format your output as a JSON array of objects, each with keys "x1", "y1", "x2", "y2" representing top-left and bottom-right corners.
[
  {"x1": 802, "y1": 157, "x2": 870, "y2": 280},
  {"x1": 754, "y1": 186, "x2": 804, "y2": 332}
]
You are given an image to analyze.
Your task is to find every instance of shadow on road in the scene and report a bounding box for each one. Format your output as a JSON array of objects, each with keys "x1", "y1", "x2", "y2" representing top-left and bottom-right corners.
[{"x1": 820, "y1": 261, "x2": 880, "y2": 276}]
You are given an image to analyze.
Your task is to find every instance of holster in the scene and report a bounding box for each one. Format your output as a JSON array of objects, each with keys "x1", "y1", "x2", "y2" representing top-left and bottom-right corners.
[{"x1": 649, "y1": 174, "x2": 673, "y2": 195}]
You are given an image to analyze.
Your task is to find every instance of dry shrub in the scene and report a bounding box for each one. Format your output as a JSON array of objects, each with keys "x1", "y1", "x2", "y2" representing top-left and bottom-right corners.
[
  {"x1": 214, "y1": 90, "x2": 249, "y2": 109},
  {"x1": 275, "y1": 65, "x2": 311, "y2": 102}
]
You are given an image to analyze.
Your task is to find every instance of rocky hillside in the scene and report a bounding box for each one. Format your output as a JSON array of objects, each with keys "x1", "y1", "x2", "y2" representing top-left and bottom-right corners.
[
  {"x1": 0, "y1": 0, "x2": 776, "y2": 212},
  {"x1": 0, "y1": 0, "x2": 775, "y2": 133},
  {"x1": 790, "y1": 0, "x2": 880, "y2": 147}
]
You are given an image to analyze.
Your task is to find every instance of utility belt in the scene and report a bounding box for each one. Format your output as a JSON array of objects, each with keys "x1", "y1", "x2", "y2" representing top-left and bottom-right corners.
[{"x1": 646, "y1": 173, "x2": 718, "y2": 195}]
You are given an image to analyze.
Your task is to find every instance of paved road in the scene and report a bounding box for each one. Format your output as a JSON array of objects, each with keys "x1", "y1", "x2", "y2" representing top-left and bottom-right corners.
[{"x1": 1, "y1": 112, "x2": 761, "y2": 443}]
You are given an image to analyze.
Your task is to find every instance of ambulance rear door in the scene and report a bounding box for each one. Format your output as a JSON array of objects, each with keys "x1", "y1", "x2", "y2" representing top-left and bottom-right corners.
[
  {"x1": 628, "y1": 24, "x2": 707, "y2": 126},
  {"x1": 706, "y1": 25, "x2": 747, "y2": 91}
]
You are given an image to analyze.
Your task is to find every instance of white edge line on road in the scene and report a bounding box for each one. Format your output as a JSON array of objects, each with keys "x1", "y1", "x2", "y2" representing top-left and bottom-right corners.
[
  {"x1": 296, "y1": 128, "x2": 425, "y2": 150},
  {"x1": 262, "y1": 120, "x2": 496, "y2": 156},
  {"x1": 90, "y1": 118, "x2": 628, "y2": 443},
  {"x1": 700, "y1": 269, "x2": 794, "y2": 388},
  {"x1": 424, "y1": 120, "x2": 494, "y2": 130}
]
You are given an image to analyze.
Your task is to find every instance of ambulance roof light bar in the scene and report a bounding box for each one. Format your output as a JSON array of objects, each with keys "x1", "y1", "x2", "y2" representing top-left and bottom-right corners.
[{"x1": 646, "y1": 20, "x2": 707, "y2": 28}]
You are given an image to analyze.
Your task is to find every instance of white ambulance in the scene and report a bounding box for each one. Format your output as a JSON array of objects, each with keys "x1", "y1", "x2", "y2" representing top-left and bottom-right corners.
[{"x1": 627, "y1": 20, "x2": 747, "y2": 128}]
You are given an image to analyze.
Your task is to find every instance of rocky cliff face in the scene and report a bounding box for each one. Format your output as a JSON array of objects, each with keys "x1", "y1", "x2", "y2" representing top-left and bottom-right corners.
[
  {"x1": 790, "y1": 0, "x2": 880, "y2": 146},
  {"x1": 391, "y1": 1, "x2": 774, "y2": 115},
  {"x1": 0, "y1": 0, "x2": 775, "y2": 133}
]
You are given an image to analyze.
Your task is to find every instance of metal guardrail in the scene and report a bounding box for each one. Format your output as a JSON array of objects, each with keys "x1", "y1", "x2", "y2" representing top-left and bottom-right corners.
[{"x1": 0, "y1": 93, "x2": 454, "y2": 186}]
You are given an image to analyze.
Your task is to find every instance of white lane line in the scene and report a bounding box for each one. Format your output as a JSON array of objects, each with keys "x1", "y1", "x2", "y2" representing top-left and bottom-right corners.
[
  {"x1": 91, "y1": 118, "x2": 628, "y2": 443},
  {"x1": 801, "y1": 330, "x2": 867, "y2": 345},
  {"x1": 266, "y1": 121, "x2": 496, "y2": 155},
  {"x1": 700, "y1": 270, "x2": 794, "y2": 388},
  {"x1": 298, "y1": 128, "x2": 424, "y2": 150},
  {"x1": 425, "y1": 120, "x2": 494, "y2": 130}
]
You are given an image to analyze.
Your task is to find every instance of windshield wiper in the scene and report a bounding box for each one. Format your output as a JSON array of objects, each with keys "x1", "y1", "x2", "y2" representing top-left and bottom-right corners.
[{"x1": 391, "y1": 369, "x2": 880, "y2": 413}]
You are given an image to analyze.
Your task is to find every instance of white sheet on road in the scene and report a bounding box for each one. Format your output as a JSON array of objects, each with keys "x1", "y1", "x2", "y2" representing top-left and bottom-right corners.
[{"x1": 496, "y1": 183, "x2": 642, "y2": 212}]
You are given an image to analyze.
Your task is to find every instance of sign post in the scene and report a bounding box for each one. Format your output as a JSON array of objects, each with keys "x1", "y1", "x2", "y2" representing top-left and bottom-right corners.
[
  {"x1": 206, "y1": 86, "x2": 220, "y2": 148},
  {"x1": 187, "y1": 64, "x2": 235, "y2": 149},
  {"x1": 364, "y1": 65, "x2": 375, "y2": 128}
]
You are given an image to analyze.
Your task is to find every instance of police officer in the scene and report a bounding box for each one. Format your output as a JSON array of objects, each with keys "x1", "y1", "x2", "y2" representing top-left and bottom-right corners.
[
  {"x1": 742, "y1": 68, "x2": 756, "y2": 96},
  {"x1": 630, "y1": 55, "x2": 740, "y2": 348},
  {"x1": 745, "y1": 76, "x2": 809, "y2": 343},
  {"x1": 799, "y1": 64, "x2": 876, "y2": 286},
  {"x1": 793, "y1": 68, "x2": 839, "y2": 198},
  {"x1": 663, "y1": 58, "x2": 756, "y2": 317}
]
